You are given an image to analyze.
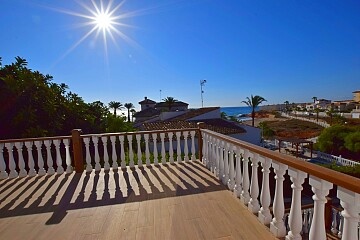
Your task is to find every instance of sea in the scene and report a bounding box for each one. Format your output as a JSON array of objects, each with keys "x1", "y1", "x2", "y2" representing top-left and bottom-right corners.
[{"x1": 220, "y1": 106, "x2": 259, "y2": 121}]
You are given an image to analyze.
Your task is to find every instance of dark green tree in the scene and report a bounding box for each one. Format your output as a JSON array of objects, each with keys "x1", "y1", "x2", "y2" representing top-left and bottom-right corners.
[
  {"x1": 162, "y1": 97, "x2": 177, "y2": 111},
  {"x1": 108, "y1": 101, "x2": 122, "y2": 115}
]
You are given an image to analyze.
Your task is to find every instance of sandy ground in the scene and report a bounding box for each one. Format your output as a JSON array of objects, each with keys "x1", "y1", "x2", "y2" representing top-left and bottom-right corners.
[{"x1": 242, "y1": 117, "x2": 286, "y2": 127}]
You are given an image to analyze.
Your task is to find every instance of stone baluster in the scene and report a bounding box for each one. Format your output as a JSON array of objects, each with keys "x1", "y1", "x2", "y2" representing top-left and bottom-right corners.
[
  {"x1": 248, "y1": 153, "x2": 260, "y2": 213},
  {"x1": 15, "y1": 142, "x2": 27, "y2": 177},
  {"x1": 84, "y1": 137, "x2": 92, "y2": 172},
  {"x1": 44, "y1": 140, "x2": 55, "y2": 174},
  {"x1": 54, "y1": 140, "x2": 64, "y2": 174},
  {"x1": 152, "y1": 133, "x2": 158, "y2": 165},
  {"x1": 202, "y1": 133, "x2": 207, "y2": 165},
  {"x1": 206, "y1": 134, "x2": 211, "y2": 168},
  {"x1": 110, "y1": 136, "x2": 118, "y2": 169},
  {"x1": 183, "y1": 131, "x2": 189, "y2": 162},
  {"x1": 285, "y1": 168, "x2": 307, "y2": 240},
  {"x1": 176, "y1": 132, "x2": 182, "y2": 162},
  {"x1": 222, "y1": 143, "x2": 229, "y2": 185},
  {"x1": 5, "y1": 143, "x2": 17, "y2": 178},
  {"x1": 207, "y1": 136, "x2": 212, "y2": 170},
  {"x1": 160, "y1": 133, "x2": 166, "y2": 164},
  {"x1": 337, "y1": 187, "x2": 360, "y2": 240},
  {"x1": 234, "y1": 147, "x2": 242, "y2": 198},
  {"x1": 228, "y1": 144, "x2": 235, "y2": 190},
  {"x1": 331, "y1": 208, "x2": 338, "y2": 235},
  {"x1": 210, "y1": 137, "x2": 215, "y2": 173},
  {"x1": 92, "y1": 136, "x2": 101, "y2": 171},
  {"x1": 119, "y1": 135, "x2": 126, "y2": 168},
  {"x1": 101, "y1": 137, "x2": 110, "y2": 170},
  {"x1": 34, "y1": 141, "x2": 46, "y2": 175},
  {"x1": 136, "y1": 134, "x2": 143, "y2": 167},
  {"x1": 144, "y1": 134, "x2": 150, "y2": 166},
  {"x1": 190, "y1": 130, "x2": 196, "y2": 161},
  {"x1": 258, "y1": 156, "x2": 272, "y2": 224},
  {"x1": 219, "y1": 141, "x2": 224, "y2": 181},
  {"x1": 0, "y1": 143, "x2": 8, "y2": 179},
  {"x1": 63, "y1": 139, "x2": 73, "y2": 173},
  {"x1": 308, "y1": 176, "x2": 333, "y2": 240},
  {"x1": 270, "y1": 161, "x2": 288, "y2": 238},
  {"x1": 215, "y1": 139, "x2": 220, "y2": 177},
  {"x1": 128, "y1": 135, "x2": 134, "y2": 167},
  {"x1": 241, "y1": 150, "x2": 251, "y2": 204},
  {"x1": 25, "y1": 142, "x2": 36, "y2": 177},
  {"x1": 168, "y1": 132, "x2": 174, "y2": 163}
]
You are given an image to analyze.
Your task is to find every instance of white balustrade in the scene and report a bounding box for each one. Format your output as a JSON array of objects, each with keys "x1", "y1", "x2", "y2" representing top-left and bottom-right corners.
[
  {"x1": 228, "y1": 144, "x2": 235, "y2": 190},
  {"x1": 241, "y1": 149, "x2": 251, "y2": 204},
  {"x1": 128, "y1": 135, "x2": 134, "y2": 167},
  {"x1": 337, "y1": 187, "x2": 360, "y2": 240},
  {"x1": 101, "y1": 137, "x2": 110, "y2": 170},
  {"x1": 168, "y1": 132, "x2": 174, "y2": 163},
  {"x1": 190, "y1": 131, "x2": 196, "y2": 161},
  {"x1": 110, "y1": 136, "x2": 118, "y2": 169},
  {"x1": 5, "y1": 143, "x2": 17, "y2": 178},
  {"x1": 0, "y1": 143, "x2": 8, "y2": 179},
  {"x1": 183, "y1": 131, "x2": 189, "y2": 162},
  {"x1": 35, "y1": 141, "x2": 46, "y2": 175},
  {"x1": 308, "y1": 176, "x2": 333, "y2": 240},
  {"x1": 160, "y1": 133, "x2": 166, "y2": 164},
  {"x1": 136, "y1": 134, "x2": 143, "y2": 167},
  {"x1": 144, "y1": 134, "x2": 150, "y2": 166},
  {"x1": 54, "y1": 140, "x2": 64, "y2": 174},
  {"x1": 215, "y1": 139, "x2": 220, "y2": 177},
  {"x1": 176, "y1": 132, "x2": 182, "y2": 162},
  {"x1": 222, "y1": 143, "x2": 229, "y2": 185},
  {"x1": 258, "y1": 157, "x2": 272, "y2": 224},
  {"x1": 234, "y1": 147, "x2": 242, "y2": 198},
  {"x1": 219, "y1": 141, "x2": 224, "y2": 181},
  {"x1": 44, "y1": 140, "x2": 55, "y2": 174},
  {"x1": 331, "y1": 208, "x2": 339, "y2": 235},
  {"x1": 25, "y1": 141, "x2": 36, "y2": 176},
  {"x1": 152, "y1": 133, "x2": 158, "y2": 165},
  {"x1": 286, "y1": 168, "x2": 307, "y2": 240},
  {"x1": 14, "y1": 142, "x2": 27, "y2": 177},
  {"x1": 92, "y1": 136, "x2": 101, "y2": 171},
  {"x1": 270, "y1": 161, "x2": 288, "y2": 237},
  {"x1": 119, "y1": 135, "x2": 126, "y2": 169},
  {"x1": 63, "y1": 139, "x2": 72, "y2": 173},
  {"x1": 248, "y1": 153, "x2": 260, "y2": 213},
  {"x1": 84, "y1": 137, "x2": 92, "y2": 172}
]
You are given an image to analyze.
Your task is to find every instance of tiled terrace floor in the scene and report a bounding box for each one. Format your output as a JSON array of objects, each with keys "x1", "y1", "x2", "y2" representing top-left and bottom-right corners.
[{"x1": 0, "y1": 161, "x2": 276, "y2": 240}]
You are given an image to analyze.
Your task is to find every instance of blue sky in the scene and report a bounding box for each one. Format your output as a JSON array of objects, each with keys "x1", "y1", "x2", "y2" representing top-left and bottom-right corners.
[{"x1": 1, "y1": 0, "x2": 359, "y2": 110}]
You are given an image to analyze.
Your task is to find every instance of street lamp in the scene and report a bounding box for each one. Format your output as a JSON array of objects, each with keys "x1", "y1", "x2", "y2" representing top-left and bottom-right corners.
[{"x1": 200, "y1": 79, "x2": 206, "y2": 107}]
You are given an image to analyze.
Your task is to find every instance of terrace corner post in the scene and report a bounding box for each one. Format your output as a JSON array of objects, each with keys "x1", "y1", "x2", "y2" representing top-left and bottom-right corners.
[
  {"x1": 71, "y1": 129, "x2": 84, "y2": 173},
  {"x1": 197, "y1": 122, "x2": 205, "y2": 162}
]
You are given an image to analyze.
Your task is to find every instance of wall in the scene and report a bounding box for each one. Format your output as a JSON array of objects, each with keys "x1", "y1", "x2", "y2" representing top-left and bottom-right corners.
[{"x1": 230, "y1": 125, "x2": 261, "y2": 146}]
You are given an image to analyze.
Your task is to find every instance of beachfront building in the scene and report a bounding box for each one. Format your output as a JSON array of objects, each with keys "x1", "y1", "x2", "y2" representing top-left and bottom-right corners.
[{"x1": 353, "y1": 90, "x2": 360, "y2": 102}]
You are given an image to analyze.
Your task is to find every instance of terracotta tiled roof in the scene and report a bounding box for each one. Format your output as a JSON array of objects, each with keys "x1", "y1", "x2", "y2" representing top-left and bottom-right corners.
[
  {"x1": 140, "y1": 119, "x2": 245, "y2": 135},
  {"x1": 168, "y1": 107, "x2": 220, "y2": 121}
]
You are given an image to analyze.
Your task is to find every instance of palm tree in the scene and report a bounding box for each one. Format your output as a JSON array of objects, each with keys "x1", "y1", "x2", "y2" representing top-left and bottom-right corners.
[
  {"x1": 326, "y1": 107, "x2": 336, "y2": 125},
  {"x1": 108, "y1": 101, "x2": 122, "y2": 116},
  {"x1": 124, "y1": 103, "x2": 134, "y2": 122},
  {"x1": 162, "y1": 97, "x2": 177, "y2": 111},
  {"x1": 242, "y1": 95, "x2": 267, "y2": 127},
  {"x1": 284, "y1": 101, "x2": 289, "y2": 113},
  {"x1": 312, "y1": 96, "x2": 317, "y2": 103}
]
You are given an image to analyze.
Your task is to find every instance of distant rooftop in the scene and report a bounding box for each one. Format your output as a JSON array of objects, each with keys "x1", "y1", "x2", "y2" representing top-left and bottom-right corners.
[
  {"x1": 168, "y1": 107, "x2": 220, "y2": 121},
  {"x1": 139, "y1": 97, "x2": 156, "y2": 104}
]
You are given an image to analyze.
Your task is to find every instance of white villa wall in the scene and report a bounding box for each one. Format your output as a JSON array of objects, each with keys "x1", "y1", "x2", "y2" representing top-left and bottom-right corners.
[
  {"x1": 230, "y1": 125, "x2": 261, "y2": 146},
  {"x1": 188, "y1": 108, "x2": 221, "y2": 121}
]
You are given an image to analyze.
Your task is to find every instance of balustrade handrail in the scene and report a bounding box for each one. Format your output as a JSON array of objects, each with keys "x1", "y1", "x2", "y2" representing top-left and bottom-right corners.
[
  {"x1": 0, "y1": 135, "x2": 71, "y2": 144},
  {"x1": 80, "y1": 128, "x2": 199, "y2": 138},
  {"x1": 201, "y1": 128, "x2": 360, "y2": 194}
]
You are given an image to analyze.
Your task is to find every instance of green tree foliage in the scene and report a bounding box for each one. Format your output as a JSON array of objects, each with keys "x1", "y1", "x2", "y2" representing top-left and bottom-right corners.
[
  {"x1": 162, "y1": 97, "x2": 177, "y2": 111},
  {"x1": 108, "y1": 101, "x2": 122, "y2": 115},
  {"x1": 242, "y1": 95, "x2": 267, "y2": 127},
  {"x1": 258, "y1": 122, "x2": 274, "y2": 139},
  {"x1": 0, "y1": 57, "x2": 131, "y2": 139},
  {"x1": 316, "y1": 125, "x2": 360, "y2": 160}
]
